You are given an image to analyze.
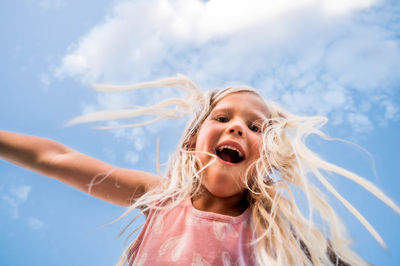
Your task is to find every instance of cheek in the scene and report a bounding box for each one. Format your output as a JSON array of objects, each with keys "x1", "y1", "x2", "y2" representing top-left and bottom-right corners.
[
  {"x1": 195, "y1": 124, "x2": 218, "y2": 151},
  {"x1": 194, "y1": 132, "x2": 206, "y2": 153},
  {"x1": 194, "y1": 132, "x2": 214, "y2": 165},
  {"x1": 250, "y1": 136, "x2": 263, "y2": 158}
]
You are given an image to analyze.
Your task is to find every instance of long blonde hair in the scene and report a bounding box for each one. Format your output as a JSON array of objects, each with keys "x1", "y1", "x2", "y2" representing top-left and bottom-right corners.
[{"x1": 69, "y1": 74, "x2": 399, "y2": 265}]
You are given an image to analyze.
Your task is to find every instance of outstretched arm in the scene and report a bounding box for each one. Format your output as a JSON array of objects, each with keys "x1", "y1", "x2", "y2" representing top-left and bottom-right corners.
[{"x1": 0, "y1": 130, "x2": 160, "y2": 206}]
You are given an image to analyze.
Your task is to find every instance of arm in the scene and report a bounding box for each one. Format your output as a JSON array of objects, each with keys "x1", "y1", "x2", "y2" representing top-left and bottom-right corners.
[{"x1": 0, "y1": 130, "x2": 161, "y2": 206}]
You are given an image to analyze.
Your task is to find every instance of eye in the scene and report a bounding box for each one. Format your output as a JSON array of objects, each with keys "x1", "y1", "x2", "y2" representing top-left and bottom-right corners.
[
  {"x1": 249, "y1": 123, "x2": 260, "y2": 132},
  {"x1": 215, "y1": 116, "x2": 229, "y2": 123}
]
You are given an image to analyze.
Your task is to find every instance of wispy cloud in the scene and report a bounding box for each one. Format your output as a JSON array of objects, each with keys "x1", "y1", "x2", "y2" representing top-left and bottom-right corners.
[
  {"x1": 2, "y1": 195, "x2": 19, "y2": 219},
  {"x1": 27, "y1": 217, "x2": 44, "y2": 230},
  {"x1": 124, "y1": 151, "x2": 140, "y2": 165},
  {"x1": 39, "y1": 73, "x2": 51, "y2": 89},
  {"x1": 56, "y1": 0, "x2": 400, "y2": 137},
  {"x1": 39, "y1": 0, "x2": 65, "y2": 10},
  {"x1": 2, "y1": 185, "x2": 31, "y2": 219},
  {"x1": 11, "y1": 186, "x2": 31, "y2": 201}
]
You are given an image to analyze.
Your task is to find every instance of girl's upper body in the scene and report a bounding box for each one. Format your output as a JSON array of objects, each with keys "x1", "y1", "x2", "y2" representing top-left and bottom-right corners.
[
  {"x1": 128, "y1": 198, "x2": 255, "y2": 266},
  {"x1": 0, "y1": 75, "x2": 398, "y2": 266},
  {"x1": 127, "y1": 88, "x2": 268, "y2": 265}
]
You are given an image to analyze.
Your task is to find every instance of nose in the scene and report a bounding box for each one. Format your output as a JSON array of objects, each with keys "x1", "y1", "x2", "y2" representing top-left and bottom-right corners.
[{"x1": 227, "y1": 121, "x2": 244, "y2": 137}]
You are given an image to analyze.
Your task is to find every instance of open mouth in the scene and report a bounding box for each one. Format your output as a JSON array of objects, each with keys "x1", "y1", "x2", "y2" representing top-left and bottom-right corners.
[{"x1": 216, "y1": 145, "x2": 245, "y2": 164}]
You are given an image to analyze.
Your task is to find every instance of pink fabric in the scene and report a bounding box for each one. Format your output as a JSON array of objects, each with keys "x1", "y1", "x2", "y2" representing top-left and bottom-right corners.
[{"x1": 128, "y1": 198, "x2": 256, "y2": 265}]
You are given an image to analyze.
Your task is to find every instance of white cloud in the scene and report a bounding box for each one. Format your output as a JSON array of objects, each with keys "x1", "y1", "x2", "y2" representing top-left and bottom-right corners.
[
  {"x1": 11, "y1": 186, "x2": 31, "y2": 201},
  {"x1": 56, "y1": 0, "x2": 400, "y2": 137},
  {"x1": 27, "y1": 217, "x2": 44, "y2": 230},
  {"x1": 382, "y1": 100, "x2": 399, "y2": 120},
  {"x1": 102, "y1": 147, "x2": 117, "y2": 163},
  {"x1": 321, "y1": 0, "x2": 377, "y2": 14},
  {"x1": 107, "y1": 126, "x2": 147, "y2": 151},
  {"x1": 39, "y1": 73, "x2": 51, "y2": 88},
  {"x1": 2, "y1": 185, "x2": 31, "y2": 219},
  {"x1": 347, "y1": 113, "x2": 373, "y2": 133},
  {"x1": 124, "y1": 151, "x2": 140, "y2": 165},
  {"x1": 2, "y1": 195, "x2": 19, "y2": 219},
  {"x1": 39, "y1": 0, "x2": 65, "y2": 10}
]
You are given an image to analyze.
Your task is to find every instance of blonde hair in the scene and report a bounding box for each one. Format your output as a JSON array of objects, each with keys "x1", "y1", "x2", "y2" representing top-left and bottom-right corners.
[{"x1": 69, "y1": 74, "x2": 399, "y2": 265}]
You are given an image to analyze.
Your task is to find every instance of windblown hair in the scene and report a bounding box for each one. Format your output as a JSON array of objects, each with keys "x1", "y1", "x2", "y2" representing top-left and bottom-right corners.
[{"x1": 69, "y1": 74, "x2": 399, "y2": 266}]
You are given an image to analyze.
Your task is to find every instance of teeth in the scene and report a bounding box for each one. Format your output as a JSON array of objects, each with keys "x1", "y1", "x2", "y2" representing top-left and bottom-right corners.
[{"x1": 217, "y1": 145, "x2": 243, "y2": 158}]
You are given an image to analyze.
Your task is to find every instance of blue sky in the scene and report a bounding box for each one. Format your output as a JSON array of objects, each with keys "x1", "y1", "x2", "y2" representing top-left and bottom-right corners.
[{"x1": 1, "y1": 0, "x2": 399, "y2": 265}]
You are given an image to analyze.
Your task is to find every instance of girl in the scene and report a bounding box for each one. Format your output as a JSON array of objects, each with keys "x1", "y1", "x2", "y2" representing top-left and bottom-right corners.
[{"x1": 0, "y1": 75, "x2": 398, "y2": 265}]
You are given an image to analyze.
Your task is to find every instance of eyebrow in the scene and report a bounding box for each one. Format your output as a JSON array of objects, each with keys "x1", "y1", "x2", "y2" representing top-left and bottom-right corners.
[{"x1": 211, "y1": 107, "x2": 268, "y2": 120}]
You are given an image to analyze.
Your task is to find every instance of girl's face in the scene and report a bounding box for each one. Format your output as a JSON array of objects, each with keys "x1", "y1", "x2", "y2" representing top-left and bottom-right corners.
[{"x1": 195, "y1": 92, "x2": 269, "y2": 198}]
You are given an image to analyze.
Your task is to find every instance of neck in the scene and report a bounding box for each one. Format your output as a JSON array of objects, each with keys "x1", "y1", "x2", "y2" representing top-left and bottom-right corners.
[{"x1": 191, "y1": 186, "x2": 249, "y2": 217}]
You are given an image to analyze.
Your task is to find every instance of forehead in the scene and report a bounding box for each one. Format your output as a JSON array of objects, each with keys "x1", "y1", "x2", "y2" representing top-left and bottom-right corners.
[{"x1": 212, "y1": 92, "x2": 269, "y2": 118}]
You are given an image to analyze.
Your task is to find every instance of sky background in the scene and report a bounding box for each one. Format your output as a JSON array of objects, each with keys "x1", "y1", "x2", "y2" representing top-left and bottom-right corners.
[{"x1": 1, "y1": 0, "x2": 399, "y2": 265}]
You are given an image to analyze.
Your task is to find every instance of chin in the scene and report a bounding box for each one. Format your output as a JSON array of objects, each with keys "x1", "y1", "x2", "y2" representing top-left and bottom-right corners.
[
  {"x1": 205, "y1": 185, "x2": 244, "y2": 199},
  {"x1": 200, "y1": 169, "x2": 246, "y2": 198}
]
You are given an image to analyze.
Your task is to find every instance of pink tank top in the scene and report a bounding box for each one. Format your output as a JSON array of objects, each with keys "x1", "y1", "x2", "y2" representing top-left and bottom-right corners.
[{"x1": 128, "y1": 198, "x2": 256, "y2": 265}]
